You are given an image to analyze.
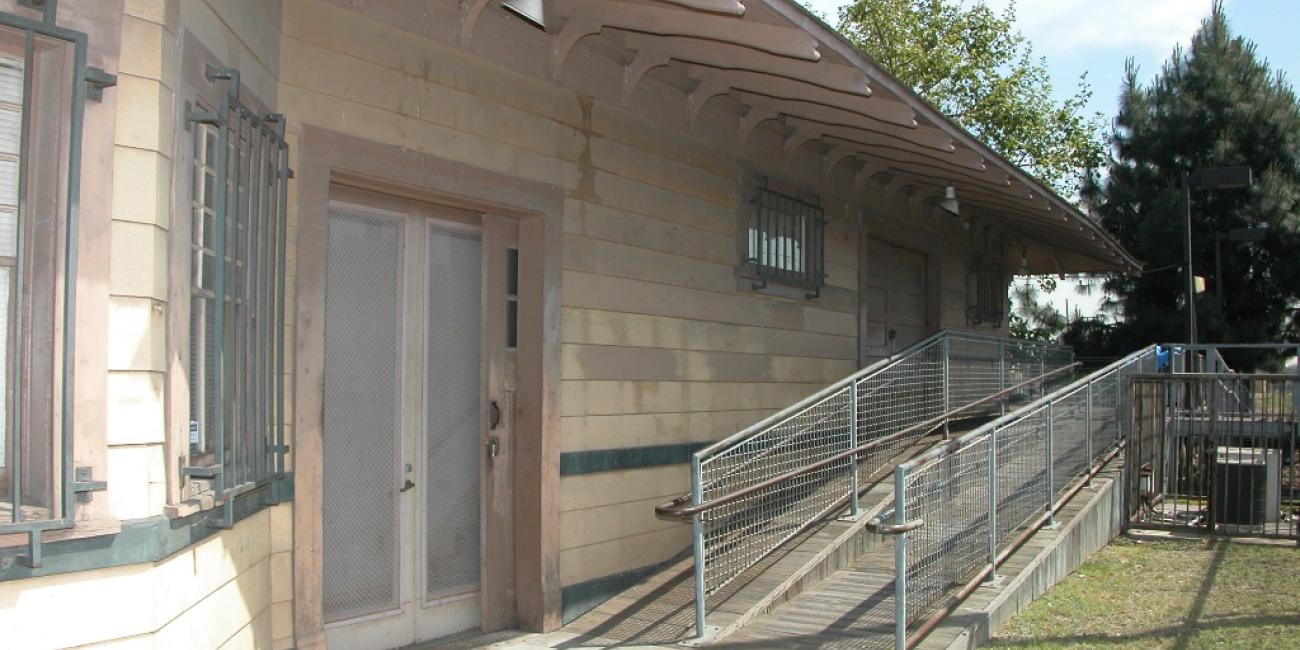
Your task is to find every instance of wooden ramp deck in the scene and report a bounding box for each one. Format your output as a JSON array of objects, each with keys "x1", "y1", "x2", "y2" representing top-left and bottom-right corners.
[{"x1": 549, "y1": 472, "x2": 902, "y2": 649}]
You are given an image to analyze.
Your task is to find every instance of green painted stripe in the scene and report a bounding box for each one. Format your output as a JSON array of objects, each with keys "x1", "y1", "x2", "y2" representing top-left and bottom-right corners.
[
  {"x1": 559, "y1": 442, "x2": 710, "y2": 476},
  {"x1": 0, "y1": 475, "x2": 293, "y2": 582},
  {"x1": 560, "y1": 550, "x2": 690, "y2": 624}
]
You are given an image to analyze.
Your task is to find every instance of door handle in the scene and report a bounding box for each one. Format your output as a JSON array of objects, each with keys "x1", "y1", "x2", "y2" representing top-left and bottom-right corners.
[
  {"x1": 487, "y1": 400, "x2": 502, "y2": 430},
  {"x1": 399, "y1": 479, "x2": 415, "y2": 493}
]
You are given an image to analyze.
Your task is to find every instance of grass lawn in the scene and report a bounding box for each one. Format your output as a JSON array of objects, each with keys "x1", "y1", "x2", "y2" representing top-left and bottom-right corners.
[{"x1": 989, "y1": 536, "x2": 1300, "y2": 649}]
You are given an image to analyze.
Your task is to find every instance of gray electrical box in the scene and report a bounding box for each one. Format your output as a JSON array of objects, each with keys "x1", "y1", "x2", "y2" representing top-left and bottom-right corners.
[{"x1": 1211, "y1": 447, "x2": 1281, "y2": 527}]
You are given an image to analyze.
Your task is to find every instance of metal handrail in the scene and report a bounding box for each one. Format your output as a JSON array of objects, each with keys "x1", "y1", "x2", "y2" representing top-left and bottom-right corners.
[
  {"x1": 902, "y1": 347, "x2": 1156, "y2": 469},
  {"x1": 655, "y1": 363, "x2": 1079, "y2": 521},
  {"x1": 693, "y1": 370, "x2": 940, "y2": 497},
  {"x1": 889, "y1": 345, "x2": 1158, "y2": 650},
  {"x1": 694, "y1": 331, "x2": 948, "y2": 459},
  {"x1": 694, "y1": 331, "x2": 1070, "y2": 459},
  {"x1": 677, "y1": 330, "x2": 1074, "y2": 640}
]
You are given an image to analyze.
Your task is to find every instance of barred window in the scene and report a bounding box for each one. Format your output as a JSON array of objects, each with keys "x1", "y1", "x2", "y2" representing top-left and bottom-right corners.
[
  {"x1": 968, "y1": 256, "x2": 1006, "y2": 326},
  {"x1": 0, "y1": 14, "x2": 89, "y2": 539},
  {"x1": 744, "y1": 182, "x2": 826, "y2": 295},
  {"x1": 184, "y1": 68, "x2": 289, "y2": 524}
]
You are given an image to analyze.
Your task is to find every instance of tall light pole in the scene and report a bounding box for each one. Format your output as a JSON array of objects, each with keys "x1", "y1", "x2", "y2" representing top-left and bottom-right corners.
[{"x1": 1182, "y1": 166, "x2": 1253, "y2": 344}]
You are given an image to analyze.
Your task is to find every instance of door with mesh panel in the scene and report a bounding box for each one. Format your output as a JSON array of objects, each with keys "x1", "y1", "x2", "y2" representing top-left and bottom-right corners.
[
  {"x1": 322, "y1": 193, "x2": 494, "y2": 646},
  {"x1": 423, "y1": 222, "x2": 482, "y2": 601},
  {"x1": 321, "y1": 207, "x2": 404, "y2": 623}
]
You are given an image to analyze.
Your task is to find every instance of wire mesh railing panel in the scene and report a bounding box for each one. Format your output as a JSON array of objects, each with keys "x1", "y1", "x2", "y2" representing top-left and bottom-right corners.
[
  {"x1": 699, "y1": 384, "x2": 854, "y2": 594},
  {"x1": 678, "y1": 331, "x2": 1080, "y2": 638},
  {"x1": 946, "y1": 336, "x2": 1003, "y2": 411},
  {"x1": 891, "y1": 347, "x2": 1156, "y2": 649},
  {"x1": 901, "y1": 434, "x2": 992, "y2": 625},
  {"x1": 1005, "y1": 342, "x2": 1045, "y2": 388},
  {"x1": 993, "y1": 408, "x2": 1049, "y2": 543},
  {"x1": 855, "y1": 343, "x2": 945, "y2": 479},
  {"x1": 1045, "y1": 346, "x2": 1075, "y2": 372},
  {"x1": 1050, "y1": 387, "x2": 1091, "y2": 495}
]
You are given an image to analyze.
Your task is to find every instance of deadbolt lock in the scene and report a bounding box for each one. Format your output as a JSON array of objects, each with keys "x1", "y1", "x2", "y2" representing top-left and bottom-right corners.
[{"x1": 486, "y1": 436, "x2": 501, "y2": 459}]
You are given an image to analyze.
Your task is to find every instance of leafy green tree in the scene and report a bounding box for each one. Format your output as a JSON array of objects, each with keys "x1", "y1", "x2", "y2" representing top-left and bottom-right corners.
[
  {"x1": 836, "y1": 0, "x2": 1106, "y2": 196},
  {"x1": 835, "y1": 0, "x2": 1106, "y2": 343},
  {"x1": 1008, "y1": 277, "x2": 1067, "y2": 342},
  {"x1": 1078, "y1": 3, "x2": 1300, "y2": 355}
]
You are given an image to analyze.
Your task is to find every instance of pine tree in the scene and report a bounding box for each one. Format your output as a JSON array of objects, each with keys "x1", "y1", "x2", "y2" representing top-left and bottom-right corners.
[{"x1": 1078, "y1": 2, "x2": 1300, "y2": 356}]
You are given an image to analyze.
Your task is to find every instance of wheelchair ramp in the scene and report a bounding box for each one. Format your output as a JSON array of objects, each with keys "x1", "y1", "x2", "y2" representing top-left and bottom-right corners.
[{"x1": 556, "y1": 451, "x2": 911, "y2": 647}]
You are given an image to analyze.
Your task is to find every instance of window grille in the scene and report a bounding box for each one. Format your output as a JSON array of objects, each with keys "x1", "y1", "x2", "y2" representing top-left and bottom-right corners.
[
  {"x1": 0, "y1": 7, "x2": 114, "y2": 567},
  {"x1": 183, "y1": 66, "x2": 289, "y2": 529},
  {"x1": 745, "y1": 181, "x2": 826, "y2": 297},
  {"x1": 968, "y1": 255, "x2": 1005, "y2": 326}
]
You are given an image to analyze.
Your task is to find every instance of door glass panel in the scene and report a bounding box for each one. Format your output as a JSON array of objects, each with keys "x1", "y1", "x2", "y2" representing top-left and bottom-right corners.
[
  {"x1": 322, "y1": 209, "x2": 402, "y2": 622},
  {"x1": 424, "y1": 224, "x2": 483, "y2": 599}
]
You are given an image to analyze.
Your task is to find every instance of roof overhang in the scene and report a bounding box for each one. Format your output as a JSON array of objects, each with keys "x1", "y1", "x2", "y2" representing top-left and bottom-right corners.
[{"x1": 520, "y1": 0, "x2": 1140, "y2": 274}]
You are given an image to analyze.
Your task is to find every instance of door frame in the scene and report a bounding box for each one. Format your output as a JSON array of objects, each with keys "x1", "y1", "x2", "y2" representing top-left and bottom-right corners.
[
  {"x1": 857, "y1": 230, "x2": 940, "y2": 365},
  {"x1": 292, "y1": 126, "x2": 564, "y2": 649}
]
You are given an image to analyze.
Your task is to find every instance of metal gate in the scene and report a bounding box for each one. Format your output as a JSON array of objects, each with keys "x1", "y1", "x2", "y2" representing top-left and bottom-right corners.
[{"x1": 1127, "y1": 357, "x2": 1299, "y2": 541}]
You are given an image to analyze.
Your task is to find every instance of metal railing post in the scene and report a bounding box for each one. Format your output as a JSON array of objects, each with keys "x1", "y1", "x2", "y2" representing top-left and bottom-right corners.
[
  {"x1": 942, "y1": 334, "x2": 951, "y2": 440},
  {"x1": 691, "y1": 456, "x2": 707, "y2": 639},
  {"x1": 1294, "y1": 347, "x2": 1299, "y2": 546},
  {"x1": 1045, "y1": 401, "x2": 1057, "y2": 528},
  {"x1": 894, "y1": 465, "x2": 908, "y2": 650},
  {"x1": 849, "y1": 382, "x2": 860, "y2": 517},
  {"x1": 998, "y1": 340, "x2": 1007, "y2": 416},
  {"x1": 1039, "y1": 347, "x2": 1047, "y2": 398},
  {"x1": 1085, "y1": 381, "x2": 1094, "y2": 487},
  {"x1": 986, "y1": 426, "x2": 999, "y2": 583},
  {"x1": 1116, "y1": 367, "x2": 1124, "y2": 443}
]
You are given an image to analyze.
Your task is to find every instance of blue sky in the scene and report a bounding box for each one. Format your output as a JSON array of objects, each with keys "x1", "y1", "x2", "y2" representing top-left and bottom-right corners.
[{"x1": 801, "y1": 0, "x2": 1300, "y2": 135}]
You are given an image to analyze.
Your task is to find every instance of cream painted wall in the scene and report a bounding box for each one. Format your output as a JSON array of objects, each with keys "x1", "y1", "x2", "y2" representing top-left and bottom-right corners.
[
  {"x1": 276, "y1": 0, "x2": 989, "y2": 592},
  {"x1": 0, "y1": 504, "x2": 293, "y2": 649},
  {"x1": 88, "y1": 0, "x2": 991, "y2": 635}
]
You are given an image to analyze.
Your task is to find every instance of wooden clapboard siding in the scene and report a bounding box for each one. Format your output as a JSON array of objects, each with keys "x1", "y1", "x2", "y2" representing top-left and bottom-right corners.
[
  {"x1": 560, "y1": 381, "x2": 828, "y2": 418},
  {"x1": 559, "y1": 526, "x2": 691, "y2": 588},
  {"x1": 562, "y1": 345, "x2": 855, "y2": 384},
  {"x1": 275, "y1": 0, "x2": 999, "y2": 619},
  {"x1": 562, "y1": 309, "x2": 857, "y2": 359},
  {"x1": 561, "y1": 410, "x2": 779, "y2": 453},
  {"x1": 560, "y1": 465, "x2": 691, "y2": 512},
  {"x1": 564, "y1": 271, "x2": 857, "y2": 336},
  {"x1": 565, "y1": 200, "x2": 736, "y2": 266}
]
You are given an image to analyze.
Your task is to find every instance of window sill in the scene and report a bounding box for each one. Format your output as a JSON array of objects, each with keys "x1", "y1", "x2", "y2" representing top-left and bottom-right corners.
[
  {"x1": 164, "y1": 489, "x2": 217, "y2": 519},
  {"x1": 0, "y1": 517, "x2": 123, "y2": 550},
  {"x1": 735, "y1": 274, "x2": 822, "y2": 302}
]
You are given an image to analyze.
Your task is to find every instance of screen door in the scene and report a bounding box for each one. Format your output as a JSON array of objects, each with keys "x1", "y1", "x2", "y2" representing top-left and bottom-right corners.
[
  {"x1": 321, "y1": 208, "x2": 404, "y2": 623},
  {"x1": 322, "y1": 194, "x2": 492, "y2": 647}
]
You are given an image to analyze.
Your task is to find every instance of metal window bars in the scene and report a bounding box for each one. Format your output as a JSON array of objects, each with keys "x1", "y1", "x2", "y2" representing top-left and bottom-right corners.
[
  {"x1": 746, "y1": 183, "x2": 826, "y2": 296},
  {"x1": 657, "y1": 329, "x2": 1074, "y2": 638},
  {"x1": 887, "y1": 346, "x2": 1158, "y2": 649},
  {"x1": 0, "y1": 6, "x2": 116, "y2": 568},
  {"x1": 182, "y1": 65, "x2": 290, "y2": 530}
]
